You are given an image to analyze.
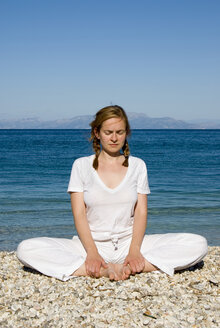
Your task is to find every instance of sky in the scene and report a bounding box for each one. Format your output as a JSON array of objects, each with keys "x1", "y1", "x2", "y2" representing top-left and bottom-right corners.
[{"x1": 0, "y1": 0, "x2": 219, "y2": 121}]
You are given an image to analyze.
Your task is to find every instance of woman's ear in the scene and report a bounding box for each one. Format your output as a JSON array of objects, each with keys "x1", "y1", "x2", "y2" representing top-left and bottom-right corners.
[{"x1": 94, "y1": 127, "x2": 100, "y2": 139}]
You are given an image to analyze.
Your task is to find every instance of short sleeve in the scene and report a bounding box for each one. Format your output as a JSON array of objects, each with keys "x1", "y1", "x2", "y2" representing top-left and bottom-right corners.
[
  {"x1": 67, "y1": 159, "x2": 84, "y2": 193},
  {"x1": 137, "y1": 160, "x2": 151, "y2": 194}
]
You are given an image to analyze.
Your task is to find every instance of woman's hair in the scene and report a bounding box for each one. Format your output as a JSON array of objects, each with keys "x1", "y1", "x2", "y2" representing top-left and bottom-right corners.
[{"x1": 90, "y1": 105, "x2": 131, "y2": 169}]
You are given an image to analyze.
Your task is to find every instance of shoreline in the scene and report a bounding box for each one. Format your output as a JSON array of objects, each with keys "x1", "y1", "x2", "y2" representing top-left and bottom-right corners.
[{"x1": 0, "y1": 246, "x2": 219, "y2": 327}]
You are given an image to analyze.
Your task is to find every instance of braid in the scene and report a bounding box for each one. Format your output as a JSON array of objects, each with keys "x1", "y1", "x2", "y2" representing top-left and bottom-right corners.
[
  {"x1": 122, "y1": 139, "x2": 130, "y2": 167},
  {"x1": 92, "y1": 136, "x2": 101, "y2": 169}
]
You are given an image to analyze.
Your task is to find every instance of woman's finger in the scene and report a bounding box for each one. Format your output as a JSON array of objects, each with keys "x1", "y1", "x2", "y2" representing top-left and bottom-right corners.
[
  {"x1": 86, "y1": 262, "x2": 95, "y2": 276},
  {"x1": 101, "y1": 259, "x2": 108, "y2": 268},
  {"x1": 129, "y1": 261, "x2": 137, "y2": 274},
  {"x1": 131, "y1": 259, "x2": 143, "y2": 273},
  {"x1": 136, "y1": 258, "x2": 144, "y2": 271},
  {"x1": 94, "y1": 262, "x2": 101, "y2": 277}
]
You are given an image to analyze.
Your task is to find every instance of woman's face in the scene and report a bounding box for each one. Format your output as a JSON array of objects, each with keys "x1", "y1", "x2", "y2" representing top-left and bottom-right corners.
[{"x1": 95, "y1": 117, "x2": 127, "y2": 155}]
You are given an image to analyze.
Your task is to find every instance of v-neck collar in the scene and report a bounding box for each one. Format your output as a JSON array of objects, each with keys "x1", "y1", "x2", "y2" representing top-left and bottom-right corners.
[{"x1": 91, "y1": 155, "x2": 130, "y2": 193}]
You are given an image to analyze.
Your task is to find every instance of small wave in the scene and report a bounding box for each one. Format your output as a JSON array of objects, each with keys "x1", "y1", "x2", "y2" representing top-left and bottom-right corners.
[
  {"x1": 0, "y1": 224, "x2": 75, "y2": 234},
  {"x1": 149, "y1": 206, "x2": 220, "y2": 215},
  {"x1": 0, "y1": 209, "x2": 70, "y2": 215}
]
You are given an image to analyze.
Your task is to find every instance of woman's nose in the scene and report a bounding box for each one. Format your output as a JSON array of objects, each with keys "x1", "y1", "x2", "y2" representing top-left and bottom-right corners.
[{"x1": 111, "y1": 132, "x2": 117, "y2": 142}]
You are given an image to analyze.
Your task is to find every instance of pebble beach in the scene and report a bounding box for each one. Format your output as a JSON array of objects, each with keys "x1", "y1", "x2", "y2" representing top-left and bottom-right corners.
[{"x1": 0, "y1": 246, "x2": 219, "y2": 328}]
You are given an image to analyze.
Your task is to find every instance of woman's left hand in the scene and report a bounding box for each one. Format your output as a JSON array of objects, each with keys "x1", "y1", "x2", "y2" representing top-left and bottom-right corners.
[{"x1": 123, "y1": 249, "x2": 145, "y2": 275}]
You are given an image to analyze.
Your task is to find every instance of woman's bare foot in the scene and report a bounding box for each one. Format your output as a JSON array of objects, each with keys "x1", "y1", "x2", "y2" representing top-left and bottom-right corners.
[
  {"x1": 144, "y1": 260, "x2": 158, "y2": 272},
  {"x1": 72, "y1": 263, "x2": 109, "y2": 278},
  {"x1": 107, "y1": 263, "x2": 131, "y2": 281},
  {"x1": 122, "y1": 264, "x2": 131, "y2": 280},
  {"x1": 72, "y1": 262, "x2": 132, "y2": 281}
]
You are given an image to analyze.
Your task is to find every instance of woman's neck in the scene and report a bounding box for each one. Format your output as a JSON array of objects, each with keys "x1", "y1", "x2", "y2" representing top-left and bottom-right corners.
[{"x1": 98, "y1": 150, "x2": 123, "y2": 163}]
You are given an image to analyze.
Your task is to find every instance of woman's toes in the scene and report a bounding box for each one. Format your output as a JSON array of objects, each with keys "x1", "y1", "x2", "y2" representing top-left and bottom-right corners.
[
  {"x1": 122, "y1": 265, "x2": 131, "y2": 280},
  {"x1": 107, "y1": 263, "x2": 131, "y2": 281},
  {"x1": 109, "y1": 271, "x2": 115, "y2": 280},
  {"x1": 107, "y1": 264, "x2": 116, "y2": 280}
]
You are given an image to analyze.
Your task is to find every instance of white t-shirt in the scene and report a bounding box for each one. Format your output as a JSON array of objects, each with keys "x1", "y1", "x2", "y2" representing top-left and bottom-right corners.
[{"x1": 67, "y1": 155, "x2": 150, "y2": 241}]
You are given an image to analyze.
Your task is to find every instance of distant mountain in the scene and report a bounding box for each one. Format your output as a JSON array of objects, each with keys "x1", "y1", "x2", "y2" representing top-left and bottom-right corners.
[
  {"x1": 0, "y1": 113, "x2": 219, "y2": 129},
  {"x1": 0, "y1": 116, "x2": 93, "y2": 129},
  {"x1": 127, "y1": 113, "x2": 196, "y2": 129}
]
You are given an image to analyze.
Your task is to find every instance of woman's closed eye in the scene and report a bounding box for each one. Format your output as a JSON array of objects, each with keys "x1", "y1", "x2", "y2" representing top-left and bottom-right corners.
[
  {"x1": 104, "y1": 130, "x2": 112, "y2": 135},
  {"x1": 104, "y1": 130, "x2": 126, "y2": 136},
  {"x1": 117, "y1": 130, "x2": 126, "y2": 135}
]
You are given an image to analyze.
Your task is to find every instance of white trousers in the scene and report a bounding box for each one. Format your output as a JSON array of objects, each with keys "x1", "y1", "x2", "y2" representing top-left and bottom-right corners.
[{"x1": 17, "y1": 233, "x2": 208, "y2": 281}]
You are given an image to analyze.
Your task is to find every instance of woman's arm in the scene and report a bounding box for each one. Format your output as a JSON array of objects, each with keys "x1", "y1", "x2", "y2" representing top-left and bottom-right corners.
[
  {"x1": 70, "y1": 192, "x2": 107, "y2": 277},
  {"x1": 123, "y1": 193, "x2": 148, "y2": 274}
]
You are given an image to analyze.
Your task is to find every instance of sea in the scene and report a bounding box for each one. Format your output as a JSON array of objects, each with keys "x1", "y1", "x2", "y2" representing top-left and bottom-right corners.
[{"x1": 0, "y1": 129, "x2": 219, "y2": 251}]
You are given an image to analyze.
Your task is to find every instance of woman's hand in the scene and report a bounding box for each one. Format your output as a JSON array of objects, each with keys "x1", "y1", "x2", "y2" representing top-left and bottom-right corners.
[
  {"x1": 85, "y1": 250, "x2": 108, "y2": 278},
  {"x1": 123, "y1": 248, "x2": 145, "y2": 275}
]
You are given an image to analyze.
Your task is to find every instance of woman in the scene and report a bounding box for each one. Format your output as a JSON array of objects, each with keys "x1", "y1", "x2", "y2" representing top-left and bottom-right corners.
[{"x1": 17, "y1": 105, "x2": 208, "y2": 281}]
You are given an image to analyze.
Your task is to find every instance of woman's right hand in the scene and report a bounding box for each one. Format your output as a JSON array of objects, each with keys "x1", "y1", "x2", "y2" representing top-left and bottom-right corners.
[
  {"x1": 70, "y1": 192, "x2": 108, "y2": 278},
  {"x1": 85, "y1": 250, "x2": 108, "y2": 278}
]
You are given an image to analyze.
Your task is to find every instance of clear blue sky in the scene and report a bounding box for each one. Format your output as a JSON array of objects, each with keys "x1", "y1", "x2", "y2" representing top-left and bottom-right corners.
[{"x1": 0, "y1": 0, "x2": 219, "y2": 121}]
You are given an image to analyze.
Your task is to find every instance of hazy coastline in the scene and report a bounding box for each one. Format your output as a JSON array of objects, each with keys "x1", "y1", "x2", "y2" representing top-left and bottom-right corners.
[{"x1": 1, "y1": 113, "x2": 220, "y2": 129}]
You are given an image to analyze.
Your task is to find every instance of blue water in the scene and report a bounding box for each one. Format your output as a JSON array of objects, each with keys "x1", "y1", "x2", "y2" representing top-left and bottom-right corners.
[{"x1": 0, "y1": 129, "x2": 219, "y2": 250}]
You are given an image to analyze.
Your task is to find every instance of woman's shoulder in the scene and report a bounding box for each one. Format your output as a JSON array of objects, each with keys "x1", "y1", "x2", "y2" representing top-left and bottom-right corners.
[
  {"x1": 74, "y1": 155, "x2": 94, "y2": 163},
  {"x1": 72, "y1": 155, "x2": 94, "y2": 168},
  {"x1": 129, "y1": 155, "x2": 147, "y2": 167}
]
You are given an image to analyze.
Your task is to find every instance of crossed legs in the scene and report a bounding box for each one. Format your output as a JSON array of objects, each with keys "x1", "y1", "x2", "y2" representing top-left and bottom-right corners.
[
  {"x1": 72, "y1": 260, "x2": 158, "y2": 280},
  {"x1": 17, "y1": 234, "x2": 207, "y2": 281}
]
